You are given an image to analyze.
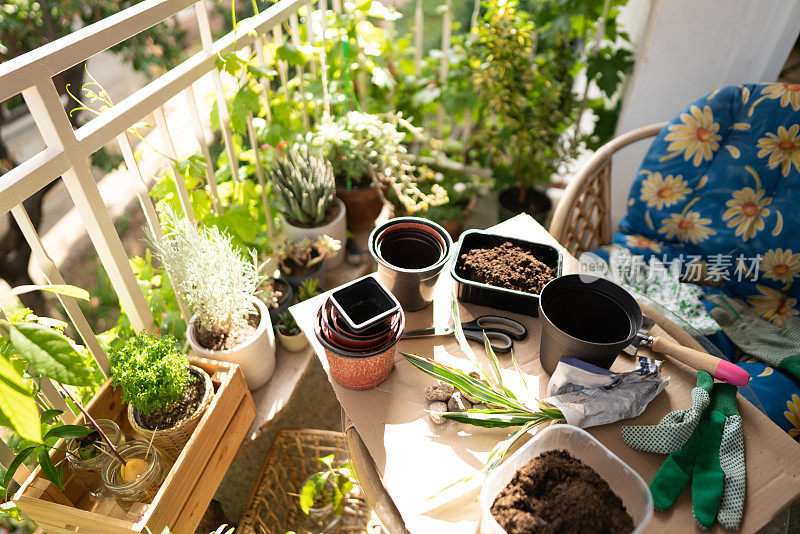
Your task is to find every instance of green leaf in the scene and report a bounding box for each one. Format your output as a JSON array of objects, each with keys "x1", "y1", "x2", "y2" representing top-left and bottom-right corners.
[
  {"x1": 4, "y1": 284, "x2": 89, "y2": 302},
  {"x1": 8, "y1": 323, "x2": 95, "y2": 386},
  {"x1": 450, "y1": 294, "x2": 492, "y2": 384},
  {"x1": 440, "y1": 409, "x2": 543, "y2": 428},
  {"x1": 44, "y1": 424, "x2": 92, "y2": 441},
  {"x1": 229, "y1": 85, "x2": 261, "y2": 134},
  {"x1": 317, "y1": 454, "x2": 334, "y2": 469},
  {"x1": 1, "y1": 446, "x2": 36, "y2": 491},
  {"x1": 0, "y1": 355, "x2": 40, "y2": 442},
  {"x1": 39, "y1": 409, "x2": 63, "y2": 424},
  {"x1": 299, "y1": 472, "x2": 326, "y2": 514},
  {"x1": 276, "y1": 43, "x2": 308, "y2": 66},
  {"x1": 38, "y1": 448, "x2": 62, "y2": 489}
]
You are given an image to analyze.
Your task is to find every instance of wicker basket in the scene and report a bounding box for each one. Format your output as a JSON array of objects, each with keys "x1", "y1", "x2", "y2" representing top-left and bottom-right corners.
[
  {"x1": 238, "y1": 429, "x2": 379, "y2": 534},
  {"x1": 128, "y1": 364, "x2": 215, "y2": 461}
]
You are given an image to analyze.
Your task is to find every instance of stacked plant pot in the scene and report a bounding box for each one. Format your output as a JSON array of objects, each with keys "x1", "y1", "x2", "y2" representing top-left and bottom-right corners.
[
  {"x1": 369, "y1": 217, "x2": 453, "y2": 311},
  {"x1": 314, "y1": 278, "x2": 405, "y2": 390}
]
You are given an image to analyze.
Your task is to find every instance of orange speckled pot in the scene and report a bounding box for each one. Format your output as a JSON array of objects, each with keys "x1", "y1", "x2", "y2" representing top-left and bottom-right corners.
[{"x1": 315, "y1": 302, "x2": 405, "y2": 390}]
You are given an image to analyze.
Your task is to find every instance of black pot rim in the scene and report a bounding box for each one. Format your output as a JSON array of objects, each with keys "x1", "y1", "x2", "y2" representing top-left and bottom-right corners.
[
  {"x1": 368, "y1": 217, "x2": 453, "y2": 274},
  {"x1": 538, "y1": 274, "x2": 642, "y2": 347}
]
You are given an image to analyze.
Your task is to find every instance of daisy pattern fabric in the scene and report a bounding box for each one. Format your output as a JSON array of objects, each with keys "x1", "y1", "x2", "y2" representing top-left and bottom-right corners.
[{"x1": 611, "y1": 83, "x2": 800, "y2": 436}]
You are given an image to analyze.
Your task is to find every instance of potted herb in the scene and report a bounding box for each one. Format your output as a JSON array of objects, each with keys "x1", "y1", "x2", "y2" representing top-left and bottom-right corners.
[
  {"x1": 298, "y1": 455, "x2": 357, "y2": 532},
  {"x1": 150, "y1": 207, "x2": 275, "y2": 390},
  {"x1": 270, "y1": 143, "x2": 347, "y2": 268},
  {"x1": 277, "y1": 236, "x2": 340, "y2": 291},
  {"x1": 311, "y1": 112, "x2": 447, "y2": 230},
  {"x1": 110, "y1": 332, "x2": 214, "y2": 460},
  {"x1": 469, "y1": 0, "x2": 578, "y2": 223}
]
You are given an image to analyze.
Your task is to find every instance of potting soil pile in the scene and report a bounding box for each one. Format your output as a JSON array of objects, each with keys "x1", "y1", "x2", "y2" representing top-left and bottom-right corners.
[
  {"x1": 491, "y1": 450, "x2": 634, "y2": 534},
  {"x1": 458, "y1": 241, "x2": 555, "y2": 294}
]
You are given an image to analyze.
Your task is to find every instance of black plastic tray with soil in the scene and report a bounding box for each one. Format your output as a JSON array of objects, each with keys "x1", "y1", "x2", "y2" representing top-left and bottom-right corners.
[
  {"x1": 491, "y1": 449, "x2": 634, "y2": 534},
  {"x1": 451, "y1": 230, "x2": 562, "y2": 316}
]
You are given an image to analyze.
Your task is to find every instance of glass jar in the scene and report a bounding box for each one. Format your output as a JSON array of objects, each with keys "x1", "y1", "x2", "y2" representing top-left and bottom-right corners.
[
  {"x1": 66, "y1": 419, "x2": 126, "y2": 498},
  {"x1": 101, "y1": 441, "x2": 165, "y2": 511},
  {"x1": 297, "y1": 476, "x2": 341, "y2": 534}
]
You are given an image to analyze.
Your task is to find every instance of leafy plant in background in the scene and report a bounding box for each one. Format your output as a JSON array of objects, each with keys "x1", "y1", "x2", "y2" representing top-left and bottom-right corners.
[
  {"x1": 278, "y1": 312, "x2": 301, "y2": 336},
  {"x1": 469, "y1": 0, "x2": 579, "y2": 202},
  {"x1": 269, "y1": 143, "x2": 336, "y2": 226},
  {"x1": 109, "y1": 332, "x2": 189, "y2": 415}
]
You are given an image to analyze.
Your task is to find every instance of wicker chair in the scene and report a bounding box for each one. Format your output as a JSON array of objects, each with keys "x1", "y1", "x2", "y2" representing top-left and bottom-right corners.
[{"x1": 549, "y1": 122, "x2": 668, "y2": 255}]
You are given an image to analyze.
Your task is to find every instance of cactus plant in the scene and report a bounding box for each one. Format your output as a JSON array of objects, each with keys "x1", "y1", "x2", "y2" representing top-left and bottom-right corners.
[{"x1": 270, "y1": 143, "x2": 335, "y2": 226}]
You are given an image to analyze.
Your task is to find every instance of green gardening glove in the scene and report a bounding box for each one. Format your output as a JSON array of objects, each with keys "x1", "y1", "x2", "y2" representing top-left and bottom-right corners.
[
  {"x1": 622, "y1": 370, "x2": 713, "y2": 454},
  {"x1": 711, "y1": 295, "x2": 800, "y2": 380},
  {"x1": 648, "y1": 382, "x2": 744, "y2": 530}
]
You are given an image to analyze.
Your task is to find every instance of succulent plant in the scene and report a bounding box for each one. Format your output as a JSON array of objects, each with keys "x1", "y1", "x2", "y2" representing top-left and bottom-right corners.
[
  {"x1": 269, "y1": 143, "x2": 335, "y2": 226},
  {"x1": 277, "y1": 236, "x2": 341, "y2": 275}
]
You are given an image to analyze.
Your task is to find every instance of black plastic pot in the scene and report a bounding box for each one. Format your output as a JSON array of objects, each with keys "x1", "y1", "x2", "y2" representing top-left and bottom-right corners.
[
  {"x1": 268, "y1": 278, "x2": 293, "y2": 325},
  {"x1": 330, "y1": 276, "x2": 401, "y2": 333},
  {"x1": 369, "y1": 217, "x2": 453, "y2": 311},
  {"x1": 281, "y1": 260, "x2": 326, "y2": 291},
  {"x1": 451, "y1": 230, "x2": 562, "y2": 316},
  {"x1": 538, "y1": 274, "x2": 642, "y2": 375},
  {"x1": 498, "y1": 186, "x2": 552, "y2": 225}
]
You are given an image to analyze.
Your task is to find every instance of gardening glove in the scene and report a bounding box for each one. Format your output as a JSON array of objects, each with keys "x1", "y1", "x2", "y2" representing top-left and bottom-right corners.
[
  {"x1": 649, "y1": 382, "x2": 745, "y2": 530},
  {"x1": 711, "y1": 295, "x2": 800, "y2": 381},
  {"x1": 622, "y1": 370, "x2": 713, "y2": 454}
]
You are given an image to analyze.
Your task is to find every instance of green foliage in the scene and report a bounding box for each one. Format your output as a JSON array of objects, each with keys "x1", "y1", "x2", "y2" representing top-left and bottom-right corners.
[
  {"x1": 469, "y1": 0, "x2": 578, "y2": 192},
  {"x1": 269, "y1": 143, "x2": 335, "y2": 225},
  {"x1": 109, "y1": 332, "x2": 189, "y2": 415},
  {"x1": 299, "y1": 455, "x2": 356, "y2": 517},
  {"x1": 297, "y1": 279, "x2": 321, "y2": 302}
]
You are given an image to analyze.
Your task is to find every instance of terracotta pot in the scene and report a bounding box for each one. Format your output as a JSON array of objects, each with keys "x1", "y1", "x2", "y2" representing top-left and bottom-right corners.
[
  {"x1": 314, "y1": 298, "x2": 405, "y2": 390},
  {"x1": 336, "y1": 185, "x2": 383, "y2": 231},
  {"x1": 187, "y1": 297, "x2": 276, "y2": 390},
  {"x1": 283, "y1": 198, "x2": 347, "y2": 269}
]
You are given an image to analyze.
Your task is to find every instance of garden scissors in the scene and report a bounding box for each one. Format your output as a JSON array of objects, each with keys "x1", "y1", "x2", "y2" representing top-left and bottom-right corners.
[{"x1": 401, "y1": 315, "x2": 527, "y2": 354}]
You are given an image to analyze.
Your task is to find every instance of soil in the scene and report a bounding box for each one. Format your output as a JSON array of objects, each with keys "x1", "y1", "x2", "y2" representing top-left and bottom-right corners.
[
  {"x1": 287, "y1": 198, "x2": 341, "y2": 228},
  {"x1": 75, "y1": 430, "x2": 102, "y2": 460},
  {"x1": 282, "y1": 248, "x2": 322, "y2": 277},
  {"x1": 458, "y1": 241, "x2": 555, "y2": 294},
  {"x1": 195, "y1": 312, "x2": 259, "y2": 351},
  {"x1": 139, "y1": 370, "x2": 205, "y2": 430},
  {"x1": 491, "y1": 449, "x2": 634, "y2": 534}
]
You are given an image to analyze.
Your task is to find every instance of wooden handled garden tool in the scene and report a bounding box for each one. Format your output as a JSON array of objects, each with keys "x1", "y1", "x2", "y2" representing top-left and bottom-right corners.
[{"x1": 623, "y1": 317, "x2": 750, "y2": 386}]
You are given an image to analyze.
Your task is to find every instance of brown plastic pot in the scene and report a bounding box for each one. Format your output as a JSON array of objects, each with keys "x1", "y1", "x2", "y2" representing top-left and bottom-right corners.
[{"x1": 336, "y1": 185, "x2": 383, "y2": 231}]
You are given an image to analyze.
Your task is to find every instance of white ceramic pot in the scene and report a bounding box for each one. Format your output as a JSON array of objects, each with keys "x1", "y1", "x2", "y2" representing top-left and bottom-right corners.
[
  {"x1": 283, "y1": 197, "x2": 347, "y2": 269},
  {"x1": 277, "y1": 327, "x2": 308, "y2": 352},
  {"x1": 187, "y1": 297, "x2": 276, "y2": 390}
]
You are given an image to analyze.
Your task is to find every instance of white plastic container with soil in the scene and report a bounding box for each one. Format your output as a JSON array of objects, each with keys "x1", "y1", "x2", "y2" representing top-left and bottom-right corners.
[
  {"x1": 109, "y1": 332, "x2": 214, "y2": 461},
  {"x1": 151, "y1": 207, "x2": 276, "y2": 390},
  {"x1": 270, "y1": 143, "x2": 347, "y2": 268},
  {"x1": 479, "y1": 425, "x2": 652, "y2": 534}
]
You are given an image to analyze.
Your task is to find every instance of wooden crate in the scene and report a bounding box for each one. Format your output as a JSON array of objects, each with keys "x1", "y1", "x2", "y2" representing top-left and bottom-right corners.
[{"x1": 13, "y1": 357, "x2": 255, "y2": 534}]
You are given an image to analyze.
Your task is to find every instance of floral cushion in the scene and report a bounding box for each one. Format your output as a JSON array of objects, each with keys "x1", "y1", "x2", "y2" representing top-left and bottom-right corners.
[{"x1": 610, "y1": 83, "x2": 800, "y2": 436}]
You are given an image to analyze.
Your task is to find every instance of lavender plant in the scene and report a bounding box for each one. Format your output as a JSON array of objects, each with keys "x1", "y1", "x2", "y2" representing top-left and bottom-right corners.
[{"x1": 149, "y1": 207, "x2": 266, "y2": 338}]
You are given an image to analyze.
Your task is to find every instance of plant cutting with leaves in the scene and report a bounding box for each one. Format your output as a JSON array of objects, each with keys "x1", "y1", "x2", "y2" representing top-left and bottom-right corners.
[
  {"x1": 401, "y1": 294, "x2": 565, "y2": 483},
  {"x1": 299, "y1": 455, "x2": 356, "y2": 518}
]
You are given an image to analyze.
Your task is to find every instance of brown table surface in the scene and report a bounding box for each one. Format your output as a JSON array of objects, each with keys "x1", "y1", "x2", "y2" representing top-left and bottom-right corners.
[{"x1": 292, "y1": 214, "x2": 800, "y2": 533}]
